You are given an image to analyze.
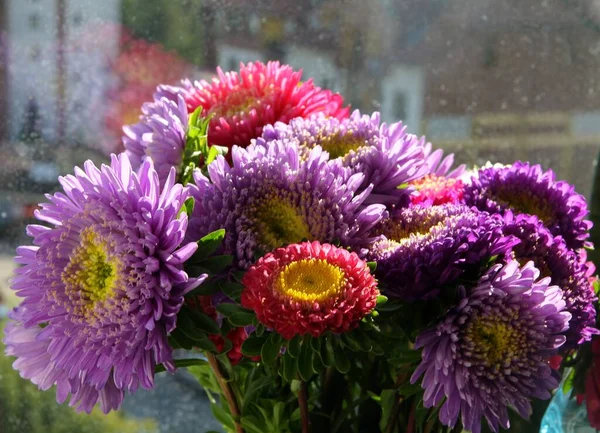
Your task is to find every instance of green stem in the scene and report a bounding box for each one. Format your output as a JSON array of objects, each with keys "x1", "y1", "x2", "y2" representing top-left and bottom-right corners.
[
  {"x1": 206, "y1": 353, "x2": 244, "y2": 433},
  {"x1": 385, "y1": 373, "x2": 409, "y2": 433}
]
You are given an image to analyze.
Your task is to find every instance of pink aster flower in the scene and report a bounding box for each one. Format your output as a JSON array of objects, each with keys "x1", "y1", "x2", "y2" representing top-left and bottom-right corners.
[{"x1": 178, "y1": 61, "x2": 350, "y2": 152}]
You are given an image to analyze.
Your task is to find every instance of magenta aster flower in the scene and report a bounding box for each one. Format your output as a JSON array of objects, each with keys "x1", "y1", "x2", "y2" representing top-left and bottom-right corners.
[
  {"x1": 179, "y1": 61, "x2": 349, "y2": 152},
  {"x1": 123, "y1": 93, "x2": 188, "y2": 185},
  {"x1": 369, "y1": 204, "x2": 518, "y2": 300},
  {"x1": 3, "y1": 154, "x2": 204, "y2": 413},
  {"x1": 261, "y1": 110, "x2": 426, "y2": 206},
  {"x1": 409, "y1": 174, "x2": 465, "y2": 206},
  {"x1": 412, "y1": 261, "x2": 570, "y2": 433},
  {"x1": 464, "y1": 162, "x2": 592, "y2": 250},
  {"x1": 503, "y1": 212, "x2": 598, "y2": 347},
  {"x1": 241, "y1": 241, "x2": 378, "y2": 339},
  {"x1": 187, "y1": 140, "x2": 386, "y2": 269}
]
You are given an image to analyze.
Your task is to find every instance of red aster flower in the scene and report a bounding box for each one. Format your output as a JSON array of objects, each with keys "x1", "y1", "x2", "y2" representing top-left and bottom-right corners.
[
  {"x1": 410, "y1": 174, "x2": 464, "y2": 206},
  {"x1": 182, "y1": 61, "x2": 350, "y2": 151},
  {"x1": 241, "y1": 241, "x2": 379, "y2": 340}
]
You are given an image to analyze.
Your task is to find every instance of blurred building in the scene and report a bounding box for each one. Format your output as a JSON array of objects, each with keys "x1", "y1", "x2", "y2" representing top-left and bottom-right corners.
[
  {"x1": 209, "y1": 0, "x2": 600, "y2": 197},
  {"x1": 4, "y1": 0, "x2": 121, "y2": 144}
]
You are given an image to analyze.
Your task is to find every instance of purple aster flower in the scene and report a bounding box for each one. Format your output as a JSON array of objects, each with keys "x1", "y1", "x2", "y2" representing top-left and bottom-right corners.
[
  {"x1": 187, "y1": 139, "x2": 387, "y2": 269},
  {"x1": 123, "y1": 93, "x2": 188, "y2": 185},
  {"x1": 411, "y1": 261, "x2": 570, "y2": 433},
  {"x1": 503, "y1": 212, "x2": 598, "y2": 348},
  {"x1": 3, "y1": 154, "x2": 204, "y2": 413},
  {"x1": 421, "y1": 142, "x2": 466, "y2": 178},
  {"x1": 369, "y1": 204, "x2": 518, "y2": 300},
  {"x1": 260, "y1": 110, "x2": 427, "y2": 207},
  {"x1": 464, "y1": 161, "x2": 592, "y2": 250}
]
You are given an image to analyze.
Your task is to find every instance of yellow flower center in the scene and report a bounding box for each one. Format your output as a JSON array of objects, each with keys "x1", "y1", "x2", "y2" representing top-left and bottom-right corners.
[
  {"x1": 274, "y1": 259, "x2": 346, "y2": 303},
  {"x1": 380, "y1": 218, "x2": 445, "y2": 244},
  {"x1": 62, "y1": 228, "x2": 119, "y2": 310},
  {"x1": 492, "y1": 190, "x2": 554, "y2": 225},
  {"x1": 253, "y1": 196, "x2": 313, "y2": 250},
  {"x1": 212, "y1": 89, "x2": 264, "y2": 118},
  {"x1": 317, "y1": 132, "x2": 365, "y2": 159},
  {"x1": 466, "y1": 316, "x2": 526, "y2": 366}
]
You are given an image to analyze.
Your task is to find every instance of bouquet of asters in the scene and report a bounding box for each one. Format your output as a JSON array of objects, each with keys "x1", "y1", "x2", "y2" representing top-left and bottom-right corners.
[{"x1": 4, "y1": 61, "x2": 599, "y2": 433}]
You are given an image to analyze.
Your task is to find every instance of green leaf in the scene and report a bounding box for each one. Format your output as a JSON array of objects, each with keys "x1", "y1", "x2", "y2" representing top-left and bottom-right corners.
[
  {"x1": 287, "y1": 335, "x2": 302, "y2": 358},
  {"x1": 155, "y1": 357, "x2": 208, "y2": 374},
  {"x1": 367, "y1": 261, "x2": 377, "y2": 273},
  {"x1": 310, "y1": 336, "x2": 322, "y2": 354},
  {"x1": 228, "y1": 311, "x2": 256, "y2": 327},
  {"x1": 282, "y1": 352, "x2": 298, "y2": 381},
  {"x1": 177, "y1": 197, "x2": 195, "y2": 218},
  {"x1": 211, "y1": 403, "x2": 235, "y2": 431},
  {"x1": 298, "y1": 341, "x2": 315, "y2": 381},
  {"x1": 193, "y1": 336, "x2": 218, "y2": 352},
  {"x1": 194, "y1": 229, "x2": 226, "y2": 261},
  {"x1": 177, "y1": 307, "x2": 218, "y2": 337},
  {"x1": 220, "y1": 280, "x2": 244, "y2": 300},
  {"x1": 240, "y1": 416, "x2": 266, "y2": 433},
  {"x1": 376, "y1": 301, "x2": 404, "y2": 312},
  {"x1": 186, "y1": 279, "x2": 221, "y2": 296},
  {"x1": 241, "y1": 334, "x2": 269, "y2": 356},
  {"x1": 321, "y1": 337, "x2": 336, "y2": 368},
  {"x1": 261, "y1": 333, "x2": 283, "y2": 365},
  {"x1": 397, "y1": 382, "x2": 423, "y2": 398},
  {"x1": 168, "y1": 328, "x2": 195, "y2": 350},
  {"x1": 563, "y1": 368, "x2": 575, "y2": 395},
  {"x1": 217, "y1": 303, "x2": 254, "y2": 318},
  {"x1": 206, "y1": 145, "x2": 229, "y2": 165},
  {"x1": 184, "y1": 308, "x2": 221, "y2": 335},
  {"x1": 242, "y1": 375, "x2": 272, "y2": 412},
  {"x1": 353, "y1": 329, "x2": 373, "y2": 352},
  {"x1": 333, "y1": 345, "x2": 351, "y2": 374},
  {"x1": 340, "y1": 333, "x2": 361, "y2": 352},
  {"x1": 311, "y1": 349, "x2": 324, "y2": 374},
  {"x1": 200, "y1": 254, "x2": 233, "y2": 274}
]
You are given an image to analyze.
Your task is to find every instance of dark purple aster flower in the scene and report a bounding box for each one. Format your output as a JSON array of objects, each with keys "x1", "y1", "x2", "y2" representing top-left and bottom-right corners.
[
  {"x1": 503, "y1": 212, "x2": 598, "y2": 348},
  {"x1": 123, "y1": 93, "x2": 188, "y2": 185},
  {"x1": 412, "y1": 261, "x2": 570, "y2": 433},
  {"x1": 369, "y1": 204, "x2": 518, "y2": 300},
  {"x1": 464, "y1": 161, "x2": 592, "y2": 250},
  {"x1": 260, "y1": 110, "x2": 427, "y2": 207},
  {"x1": 187, "y1": 139, "x2": 386, "y2": 269},
  {"x1": 4, "y1": 154, "x2": 204, "y2": 413}
]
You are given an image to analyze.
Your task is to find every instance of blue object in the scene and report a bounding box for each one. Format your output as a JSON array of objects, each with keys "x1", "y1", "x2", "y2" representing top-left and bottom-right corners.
[{"x1": 540, "y1": 387, "x2": 595, "y2": 433}]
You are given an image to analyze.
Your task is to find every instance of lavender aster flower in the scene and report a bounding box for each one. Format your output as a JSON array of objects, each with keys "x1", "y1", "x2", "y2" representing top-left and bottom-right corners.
[
  {"x1": 421, "y1": 142, "x2": 466, "y2": 178},
  {"x1": 187, "y1": 140, "x2": 386, "y2": 269},
  {"x1": 123, "y1": 93, "x2": 188, "y2": 185},
  {"x1": 412, "y1": 261, "x2": 570, "y2": 433},
  {"x1": 3, "y1": 154, "x2": 204, "y2": 413},
  {"x1": 464, "y1": 162, "x2": 592, "y2": 250},
  {"x1": 369, "y1": 204, "x2": 518, "y2": 300},
  {"x1": 261, "y1": 110, "x2": 427, "y2": 206},
  {"x1": 503, "y1": 212, "x2": 598, "y2": 347}
]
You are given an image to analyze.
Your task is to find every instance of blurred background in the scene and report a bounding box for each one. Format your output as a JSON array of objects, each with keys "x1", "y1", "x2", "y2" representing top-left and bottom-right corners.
[{"x1": 2, "y1": 0, "x2": 600, "y2": 431}]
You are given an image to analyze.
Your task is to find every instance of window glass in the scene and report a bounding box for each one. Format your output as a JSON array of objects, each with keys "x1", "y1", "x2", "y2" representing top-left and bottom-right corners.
[{"x1": 1, "y1": 1, "x2": 599, "y2": 432}]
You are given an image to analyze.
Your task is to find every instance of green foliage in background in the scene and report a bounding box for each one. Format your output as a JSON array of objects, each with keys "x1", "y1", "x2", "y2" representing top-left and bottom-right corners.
[
  {"x1": 0, "y1": 323, "x2": 156, "y2": 433},
  {"x1": 122, "y1": 0, "x2": 206, "y2": 66}
]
